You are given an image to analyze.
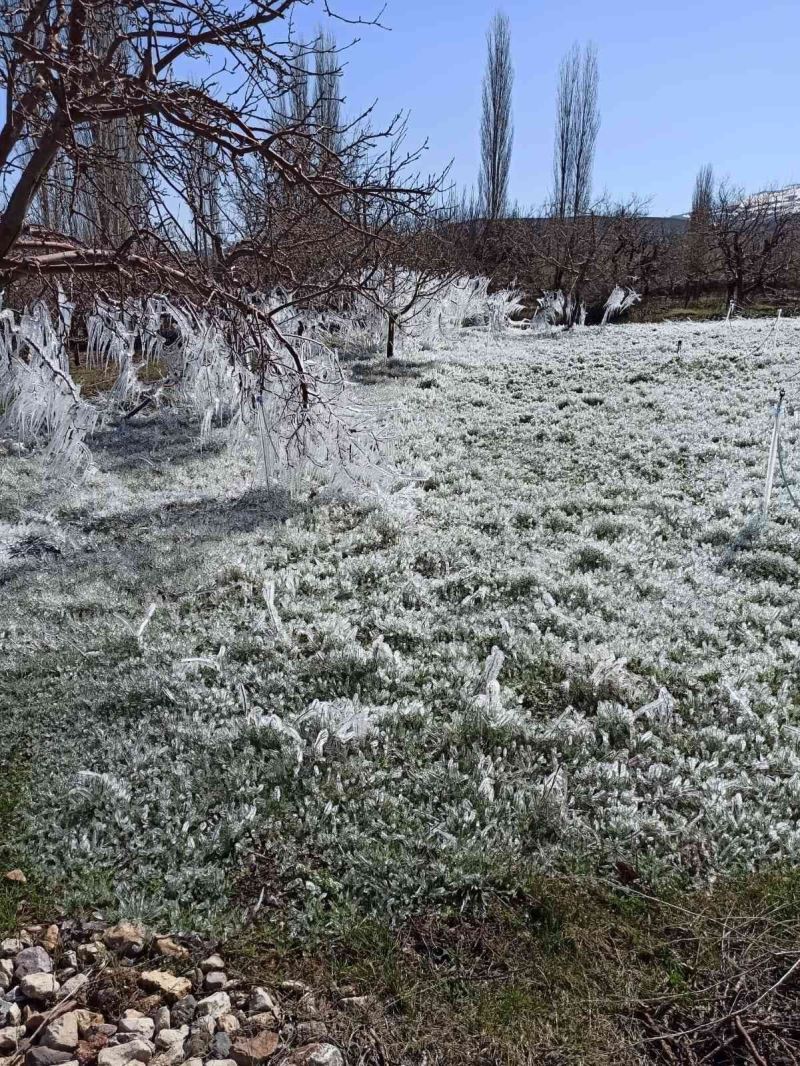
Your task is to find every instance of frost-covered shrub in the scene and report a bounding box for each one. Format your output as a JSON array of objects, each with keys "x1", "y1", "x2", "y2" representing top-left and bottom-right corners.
[
  {"x1": 601, "y1": 285, "x2": 641, "y2": 324},
  {"x1": 330, "y1": 273, "x2": 524, "y2": 356}
]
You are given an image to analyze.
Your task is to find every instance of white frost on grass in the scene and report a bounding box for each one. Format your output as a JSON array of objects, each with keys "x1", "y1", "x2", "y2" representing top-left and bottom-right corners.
[{"x1": 3, "y1": 316, "x2": 800, "y2": 932}]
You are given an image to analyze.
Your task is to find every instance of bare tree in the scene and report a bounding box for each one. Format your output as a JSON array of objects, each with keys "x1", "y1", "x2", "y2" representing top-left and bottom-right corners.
[
  {"x1": 685, "y1": 163, "x2": 715, "y2": 301},
  {"x1": 712, "y1": 183, "x2": 799, "y2": 305},
  {"x1": 478, "y1": 11, "x2": 513, "y2": 222},
  {"x1": 0, "y1": 0, "x2": 442, "y2": 410},
  {"x1": 313, "y1": 30, "x2": 342, "y2": 156},
  {"x1": 552, "y1": 46, "x2": 577, "y2": 222},
  {"x1": 571, "y1": 44, "x2": 599, "y2": 220},
  {"x1": 549, "y1": 42, "x2": 599, "y2": 294},
  {"x1": 551, "y1": 43, "x2": 599, "y2": 221}
]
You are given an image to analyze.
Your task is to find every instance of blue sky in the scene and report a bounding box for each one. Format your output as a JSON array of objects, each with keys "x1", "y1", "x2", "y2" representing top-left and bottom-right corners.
[{"x1": 292, "y1": 0, "x2": 800, "y2": 216}]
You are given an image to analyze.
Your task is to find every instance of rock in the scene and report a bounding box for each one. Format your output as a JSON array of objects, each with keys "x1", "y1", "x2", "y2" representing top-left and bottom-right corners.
[
  {"x1": 23, "y1": 1008, "x2": 47, "y2": 1031},
  {"x1": 203, "y1": 972, "x2": 226, "y2": 993},
  {"x1": 341, "y1": 995, "x2": 372, "y2": 1014},
  {"x1": 247, "y1": 989, "x2": 278, "y2": 1017},
  {"x1": 182, "y1": 1031, "x2": 211, "y2": 1060},
  {"x1": 134, "y1": 998, "x2": 161, "y2": 1017},
  {"x1": 96, "y1": 1041, "x2": 154, "y2": 1066},
  {"x1": 284, "y1": 1046, "x2": 344, "y2": 1066},
  {"x1": 73, "y1": 1011, "x2": 104, "y2": 1036},
  {"x1": 0, "y1": 1026, "x2": 25, "y2": 1053},
  {"x1": 199, "y1": 956, "x2": 224, "y2": 974},
  {"x1": 92, "y1": 1026, "x2": 118, "y2": 1039},
  {"x1": 122, "y1": 1011, "x2": 144, "y2": 1020},
  {"x1": 40, "y1": 927, "x2": 60, "y2": 954},
  {"x1": 230, "y1": 1031, "x2": 279, "y2": 1066},
  {"x1": 148, "y1": 1048, "x2": 184, "y2": 1066},
  {"x1": 138, "y1": 974, "x2": 191, "y2": 1002},
  {"x1": 183, "y1": 1059, "x2": 203, "y2": 1066},
  {"x1": 296, "y1": 1023, "x2": 327, "y2": 1044},
  {"x1": 194, "y1": 992, "x2": 230, "y2": 1021},
  {"x1": 103, "y1": 925, "x2": 145, "y2": 955},
  {"x1": 153, "y1": 1030, "x2": 185, "y2": 1051},
  {"x1": 278, "y1": 982, "x2": 309, "y2": 994},
  {"x1": 0, "y1": 941, "x2": 24, "y2": 958},
  {"x1": 26, "y1": 1049, "x2": 76, "y2": 1066},
  {"x1": 297, "y1": 993, "x2": 319, "y2": 1019},
  {"x1": 167, "y1": 997, "x2": 195, "y2": 1028},
  {"x1": 193, "y1": 1016, "x2": 215, "y2": 1035},
  {"x1": 61, "y1": 953, "x2": 78, "y2": 972},
  {"x1": 41, "y1": 1013, "x2": 80, "y2": 1052},
  {"x1": 14, "y1": 947, "x2": 53, "y2": 980},
  {"x1": 19, "y1": 974, "x2": 59, "y2": 1002},
  {"x1": 57, "y1": 975, "x2": 88, "y2": 1001},
  {"x1": 4, "y1": 870, "x2": 27, "y2": 884},
  {"x1": 0, "y1": 965, "x2": 10, "y2": 994},
  {"x1": 152, "y1": 1008, "x2": 170, "y2": 1035},
  {"x1": 210, "y1": 1033, "x2": 231, "y2": 1059},
  {"x1": 76, "y1": 945, "x2": 106, "y2": 965},
  {"x1": 206, "y1": 1060, "x2": 238, "y2": 1066},
  {"x1": 216, "y1": 1015, "x2": 240, "y2": 1036},
  {"x1": 244, "y1": 1015, "x2": 278, "y2": 1034},
  {"x1": 0, "y1": 1004, "x2": 21, "y2": 1028},
  {"x1": 152, "y1": 940, "x2": 187, "y2": 963},
  {"x1": 117, "y1": 1019, "x2": 155, "y2": 1041}
]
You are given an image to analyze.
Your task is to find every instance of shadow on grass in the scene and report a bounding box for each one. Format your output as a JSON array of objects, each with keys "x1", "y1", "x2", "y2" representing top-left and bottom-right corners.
[
  {"x1": 1, "y1": 486, "x2": 302, "y2": 597},
  {"x1": 81, "y1": 486, "x2": 296, "y2": 538},
  {"x1": 349, "y1": 356, "x2": 438, "y2": 387},
  {"x1": 89, "y1": 411, "x2": 228, "y2": 473}
]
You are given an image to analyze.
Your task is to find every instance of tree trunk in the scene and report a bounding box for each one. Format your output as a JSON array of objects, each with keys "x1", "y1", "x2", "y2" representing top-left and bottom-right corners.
[
  {"x1": 386, "y1": 312, "x2": 397, "y2": 359},
  {"x1": 0, "y1": 112, "x2": 67, "y2": 261}
]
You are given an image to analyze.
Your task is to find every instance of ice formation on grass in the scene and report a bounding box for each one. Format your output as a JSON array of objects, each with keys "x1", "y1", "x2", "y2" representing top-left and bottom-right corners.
[{"x1": 5, "y1": 314, "x2": 800, "y2": 932}]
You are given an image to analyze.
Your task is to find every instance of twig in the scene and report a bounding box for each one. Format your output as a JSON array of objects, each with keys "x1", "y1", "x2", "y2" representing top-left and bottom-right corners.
[
  {"x1": 638, "y1": 954, "x2": 800, "y2": 1045},
  {"x1": 734, "y1": 1015, "x2": 768, "y2": 1066},
  {"x1": 123, "y1": 395, "x2": 154, "y2": 420}
]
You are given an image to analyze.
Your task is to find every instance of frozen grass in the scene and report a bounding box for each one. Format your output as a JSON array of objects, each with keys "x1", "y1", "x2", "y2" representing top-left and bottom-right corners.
[{"x1": 3, "y1": 317, "x2": 800, "y2": 939}]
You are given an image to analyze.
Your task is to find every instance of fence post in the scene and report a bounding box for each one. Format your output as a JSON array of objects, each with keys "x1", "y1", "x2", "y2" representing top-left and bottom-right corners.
[{"x1": 763, "y1": 389, "x2": 786, "y2": 520}]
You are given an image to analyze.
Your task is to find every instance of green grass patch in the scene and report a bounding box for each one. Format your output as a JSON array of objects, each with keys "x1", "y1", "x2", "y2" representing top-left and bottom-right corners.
[{"x1": 223, "y1": 868, "x2": 800, "y2": 1065}]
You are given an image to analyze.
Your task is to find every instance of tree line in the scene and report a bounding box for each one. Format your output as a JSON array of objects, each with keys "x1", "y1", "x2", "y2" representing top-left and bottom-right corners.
[
  {"x1": 1, "y1": 0, "x2": 798, "y2": 359},
  {"x1": 461, "y1": 10, "x2": 800, "y2": 321}
]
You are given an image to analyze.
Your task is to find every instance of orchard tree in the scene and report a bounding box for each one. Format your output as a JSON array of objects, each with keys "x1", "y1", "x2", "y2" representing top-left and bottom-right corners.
[{"x1": 0, "y1": 0, "x2": 441, "y2": 407}]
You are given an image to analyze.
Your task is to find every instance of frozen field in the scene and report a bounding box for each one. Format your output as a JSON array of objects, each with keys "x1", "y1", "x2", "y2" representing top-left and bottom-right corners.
[{"x1": 3, "y1": 316, "x2": 800, "y2": 933}]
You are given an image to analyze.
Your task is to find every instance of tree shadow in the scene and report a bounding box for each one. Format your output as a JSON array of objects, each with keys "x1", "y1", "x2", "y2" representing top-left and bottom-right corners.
[
  {"x1": 90, "y1": 411, "x2": 227, "y2": 472},
  {"x1": 1, "y1": 487, "x2": 300, "y2": 595},
  {"x1": 349, "y1": 356, "x2": 438, "y2": 386},
  {"x1": 81, "y1": 486, "x2": 296, "y2": 538}
]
